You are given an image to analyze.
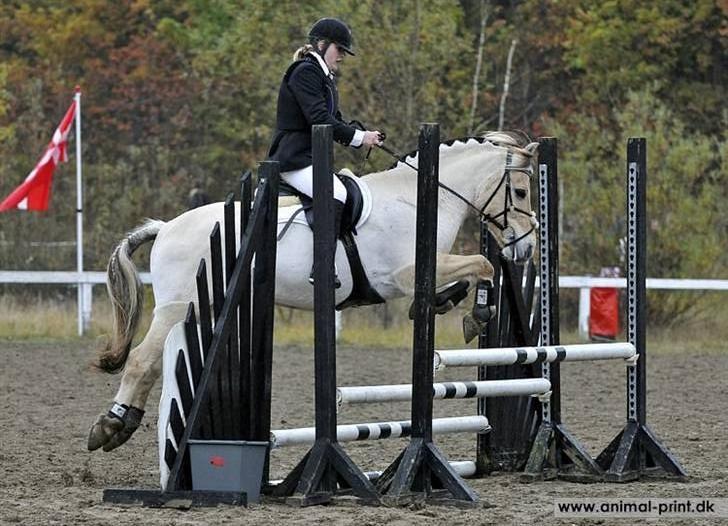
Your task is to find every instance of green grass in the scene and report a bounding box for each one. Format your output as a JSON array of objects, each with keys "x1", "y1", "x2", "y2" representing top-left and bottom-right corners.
[{"x1": 1, "y1": 293, "x2": 727, "y2": 355}]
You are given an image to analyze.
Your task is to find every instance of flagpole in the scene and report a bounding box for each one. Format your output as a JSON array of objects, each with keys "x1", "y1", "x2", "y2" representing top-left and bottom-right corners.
[{"x1": 75, "y1": 86, "x2": 84, "y2": 336}]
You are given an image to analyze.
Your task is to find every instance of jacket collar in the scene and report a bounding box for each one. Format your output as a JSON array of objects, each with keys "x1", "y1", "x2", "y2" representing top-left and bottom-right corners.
[{"x1": 309, "y1": 51, "x2": 333, "y2": 79}]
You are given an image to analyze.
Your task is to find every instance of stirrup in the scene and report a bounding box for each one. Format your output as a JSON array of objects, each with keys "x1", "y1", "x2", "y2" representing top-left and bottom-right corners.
[{"x1": 309, "y1": 267, "x2": 342, "y2": 289}]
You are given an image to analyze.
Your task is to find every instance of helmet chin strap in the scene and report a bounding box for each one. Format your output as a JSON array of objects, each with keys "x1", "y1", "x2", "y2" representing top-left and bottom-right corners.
[
  {"x1": 315, "y1": 40, "x2": 337, "y2": 75},
  {"x1": 316, "y1": 39, "x2": 332, "y2": 57}
]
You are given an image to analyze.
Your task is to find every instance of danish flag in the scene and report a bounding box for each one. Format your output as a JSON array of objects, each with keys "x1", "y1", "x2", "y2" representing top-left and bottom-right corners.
[{"x1": 0, "y1": 99, "x2": 77, "y2": 212}]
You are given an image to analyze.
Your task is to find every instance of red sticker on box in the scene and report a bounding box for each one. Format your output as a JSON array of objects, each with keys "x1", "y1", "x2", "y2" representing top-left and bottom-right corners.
[{"x1": 209, "y1": 456, "x2": 225, "y2": 467}]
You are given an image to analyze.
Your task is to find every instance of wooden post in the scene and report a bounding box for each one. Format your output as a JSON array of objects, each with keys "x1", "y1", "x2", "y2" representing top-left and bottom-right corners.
[
  {"x1": 521, "y1": 137, "x2": 602, "y2": 482},
  {"x1": 250, "y1": 161, "x2": 279, "y2": 483},
  {"x1": 272, "y1": 124, "x2": 378, "y2": 505},
  {"x1": 476, "y1": 228, "x2": 500, "y2": 473},
  {"x1": 238, "y1": 172, "x2": 252, "y2": 439},
  {"x1": 222, "y1": 194, "x2": 238, "y2": 439},
  {"x1": 377, "y1": 123, "x2": 478, "y2": 505},
  {"x1": 597, "y1": 138, "x2": 687, "y2": 481}
]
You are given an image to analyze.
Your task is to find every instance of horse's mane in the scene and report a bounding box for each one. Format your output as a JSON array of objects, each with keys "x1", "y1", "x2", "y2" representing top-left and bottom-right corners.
[{"x1": 387, "y1": 130, "x2": 534, "y2": 170}]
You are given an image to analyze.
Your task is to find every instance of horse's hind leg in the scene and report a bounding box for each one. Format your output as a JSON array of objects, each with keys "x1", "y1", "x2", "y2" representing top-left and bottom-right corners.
[{"x1": 87, "y1": 302, "x2": 187, "y2": 452}]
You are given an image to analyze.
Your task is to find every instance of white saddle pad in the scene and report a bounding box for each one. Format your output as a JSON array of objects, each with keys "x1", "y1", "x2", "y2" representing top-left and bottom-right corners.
[{"x1": 276, "y1": 175, "x2": 373, "y2": 232}]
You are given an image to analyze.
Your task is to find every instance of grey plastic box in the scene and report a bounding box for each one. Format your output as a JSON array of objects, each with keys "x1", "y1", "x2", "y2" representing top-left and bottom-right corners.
[{"x1": 188, "y1": 440, "x2": 268, "y2": 503}]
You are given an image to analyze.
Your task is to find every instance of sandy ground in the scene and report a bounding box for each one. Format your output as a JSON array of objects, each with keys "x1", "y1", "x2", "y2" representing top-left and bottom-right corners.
[{"x1": 1, "y1": 339, "x2": 726, "y2": 525}]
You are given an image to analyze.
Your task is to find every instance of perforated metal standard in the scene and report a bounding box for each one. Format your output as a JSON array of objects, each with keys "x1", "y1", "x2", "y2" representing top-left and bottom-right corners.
[
  {"x1": 627, "y1": 161, "x2": 638, "y2": 421},
  {"x1": 538, "y1": 162, "x2": 552, "y2": 423}
]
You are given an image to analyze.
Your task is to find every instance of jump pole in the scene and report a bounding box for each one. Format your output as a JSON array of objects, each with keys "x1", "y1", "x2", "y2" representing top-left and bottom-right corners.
[
  {"x1": 337, "y1": 379, "x2": 551, "y2": 405},
  {"x1": 271, "y1": 416, "x2": 490, "y2": 448},
  {"x1": 376, "y1": 123, "x2": 478, "y2": 505},
  {"x1": 270, "y1": 461, "x2": 478, "y2": 486},
  {"x1": 272, "y1": 124, "x2": 378, "y2": 505},
  {"x1": 434, "y1": 343, "x2": 636, "y2": 369}
]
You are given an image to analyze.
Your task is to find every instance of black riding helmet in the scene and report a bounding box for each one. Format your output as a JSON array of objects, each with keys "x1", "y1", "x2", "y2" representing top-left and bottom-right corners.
[{"x1": 308, "y1": 17, "x2": 355, "y2": 56}]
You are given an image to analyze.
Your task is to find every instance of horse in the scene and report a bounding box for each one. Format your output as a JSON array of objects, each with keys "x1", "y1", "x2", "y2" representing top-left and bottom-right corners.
[{"x1": 87, "y1": 131, "x2": 539, "y2": 453}]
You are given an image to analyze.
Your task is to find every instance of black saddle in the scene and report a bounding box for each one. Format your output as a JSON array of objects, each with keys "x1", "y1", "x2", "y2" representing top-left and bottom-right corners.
[{"x1": 279, "y1": 172, "x2": 363, "y2": 236}]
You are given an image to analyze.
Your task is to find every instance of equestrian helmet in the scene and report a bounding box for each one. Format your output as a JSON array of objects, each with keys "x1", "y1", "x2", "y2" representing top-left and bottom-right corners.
[{"x1": 308, "y1": 18, "x2": 355, "y2": 55}]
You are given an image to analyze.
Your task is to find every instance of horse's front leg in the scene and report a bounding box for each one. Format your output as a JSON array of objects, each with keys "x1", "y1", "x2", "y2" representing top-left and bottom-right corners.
[
  {"x1": 393, "y1": 253, "x2": 494, "y2": 294},
  {"x1": 393, "y1": 253, "x2": 494, "y2": 320},
  {"x1": 427, "y1": 253, "x2": 500, "y2": 343},
  {"x1": 88, "y1": 302, "x2": 186, "y2": 452},
  {"x1": 434, "y1": 253, "x2": 494, "y2": 288},
  {"x1": 434, "y1": 254, "x2": 497, "y2": 334}
]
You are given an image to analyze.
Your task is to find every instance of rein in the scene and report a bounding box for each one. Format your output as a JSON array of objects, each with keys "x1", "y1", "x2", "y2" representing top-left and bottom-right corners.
[{"x1": 374, "y1": 141, "x2": 537, "y2": 249}]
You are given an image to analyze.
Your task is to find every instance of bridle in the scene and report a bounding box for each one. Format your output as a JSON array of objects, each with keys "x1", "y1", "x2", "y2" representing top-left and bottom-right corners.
[{"x1": 376, "y1": 140, "x2": 537, "y2": 249}]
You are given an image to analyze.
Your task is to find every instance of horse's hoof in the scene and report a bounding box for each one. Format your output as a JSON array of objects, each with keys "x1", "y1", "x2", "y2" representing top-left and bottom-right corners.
[
  {"x1": 434, "y1": 300, "x2": 455, "y2": 315},
  {"x1": 101, "y1": 407, "x2": 145, "y2": 451},
  {"x1": 87, "y1": 413, "x2": 124, "y2": 451},
  {"x1": 462, "y1": 313, "x2": 482, "y2": 344},
  {"x1": 488, "y1": 305, "x2": 496, "y2": 320},
  {"x1": 409, "y1": 299, "x2": 455, "y2": 319},
  {"x1": 472, "y1": 304, "x2": 496, "y2": 324},
  {"x1": 435, "y1": 280, "x2": 469, "y2": 311}
]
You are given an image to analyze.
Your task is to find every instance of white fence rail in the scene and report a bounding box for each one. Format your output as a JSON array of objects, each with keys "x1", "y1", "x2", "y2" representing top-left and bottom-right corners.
[
  {"x1": 561, "y1": 277, "x2": 728, "y2": 290},
  {"x1": 0, "y1": 271, "x2": 151, "y2": 284},
  {"x1": 1, "y1": 271, "x2": 726, "y2": 337},
  {"x1": 0, "y1": 271, "x2": 151, "y2": 336}
]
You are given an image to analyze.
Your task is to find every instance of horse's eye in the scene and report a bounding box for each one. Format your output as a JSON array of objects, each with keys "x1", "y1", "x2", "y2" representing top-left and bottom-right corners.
[{"x1": 515, "y1": 188, "x2": 527, "y2": 199}]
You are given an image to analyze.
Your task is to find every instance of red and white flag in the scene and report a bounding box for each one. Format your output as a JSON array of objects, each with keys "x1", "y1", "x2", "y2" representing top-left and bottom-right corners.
[{"x1": 0, "y1": 99, "x2": 77, "y2": 212}]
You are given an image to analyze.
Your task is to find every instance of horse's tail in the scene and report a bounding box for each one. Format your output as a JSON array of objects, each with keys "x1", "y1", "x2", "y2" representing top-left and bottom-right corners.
[{"x1": 97, "y1": 219, "x2": 165, "y2": 373}]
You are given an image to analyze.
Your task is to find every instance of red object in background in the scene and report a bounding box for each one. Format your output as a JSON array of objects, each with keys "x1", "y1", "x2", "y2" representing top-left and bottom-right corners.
[
  {"x1": 589, "y1": 287, "x2": 619, "y2": 340},
  {"x1": 0, "y1": 98, "x2": 76, "y2": 212}
]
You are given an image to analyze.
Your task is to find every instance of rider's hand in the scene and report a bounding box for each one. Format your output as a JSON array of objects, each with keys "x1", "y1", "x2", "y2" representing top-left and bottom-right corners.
[{"x1": 362, "y1": 130, "x2": 383, "y2": 147}]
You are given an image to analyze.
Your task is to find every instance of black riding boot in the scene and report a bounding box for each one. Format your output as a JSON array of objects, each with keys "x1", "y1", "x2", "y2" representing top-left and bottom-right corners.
[{"x1": 309, "y1": 200, "x2": 345, "y2": 289}]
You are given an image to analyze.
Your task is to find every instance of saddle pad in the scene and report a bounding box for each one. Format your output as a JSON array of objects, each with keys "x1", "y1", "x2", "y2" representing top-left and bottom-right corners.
[{"x1": 276, "y1": 175, "x2": 373, "y2": 232}]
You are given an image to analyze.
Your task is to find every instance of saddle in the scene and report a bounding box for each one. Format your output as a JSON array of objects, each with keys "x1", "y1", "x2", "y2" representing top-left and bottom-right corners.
[{"x1": 278, "y1": 171, "x2": 385, "y2": 310}]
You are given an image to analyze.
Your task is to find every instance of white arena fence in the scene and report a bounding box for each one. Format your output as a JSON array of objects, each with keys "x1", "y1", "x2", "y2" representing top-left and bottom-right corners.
[{"x1": 1, "y1": 271, "x2": 726, "y2": 336}]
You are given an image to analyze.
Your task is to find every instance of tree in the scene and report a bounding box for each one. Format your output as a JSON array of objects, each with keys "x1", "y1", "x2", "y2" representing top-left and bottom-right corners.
[{"x1": 552, "y1": 88, "x2": 727, "y2": 325}]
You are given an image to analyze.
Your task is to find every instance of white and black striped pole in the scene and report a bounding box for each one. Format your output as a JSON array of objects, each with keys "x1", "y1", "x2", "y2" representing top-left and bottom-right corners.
[
  {"x1": 434, "y1": 343, "x2": 636, "y2": 369},
  {"x1": 271, "y1": 416, "x2": 490, "y2": 448},
  {"x1": 337, "y1": 379, "x2": 551, "y2": 405}
]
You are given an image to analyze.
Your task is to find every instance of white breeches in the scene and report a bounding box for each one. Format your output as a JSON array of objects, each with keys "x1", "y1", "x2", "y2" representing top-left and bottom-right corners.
[{"x1": 281, "y1": 165, "x2": 347, "y2": 204}]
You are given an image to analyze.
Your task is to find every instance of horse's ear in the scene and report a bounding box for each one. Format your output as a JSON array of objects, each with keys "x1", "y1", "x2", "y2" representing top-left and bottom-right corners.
[{"x1": 525, "y1": 142, "x2": 539, "y2": 155}]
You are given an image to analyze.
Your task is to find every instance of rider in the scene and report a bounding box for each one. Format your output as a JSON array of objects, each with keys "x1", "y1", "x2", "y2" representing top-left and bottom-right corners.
[{"x1": 267, "y1": 17, "x2": 383, "y2": 286}]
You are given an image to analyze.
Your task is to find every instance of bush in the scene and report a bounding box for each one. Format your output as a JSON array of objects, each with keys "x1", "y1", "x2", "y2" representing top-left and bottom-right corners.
[{"x1": 548, "y1": 88, "x2": 727, "y2": 326}]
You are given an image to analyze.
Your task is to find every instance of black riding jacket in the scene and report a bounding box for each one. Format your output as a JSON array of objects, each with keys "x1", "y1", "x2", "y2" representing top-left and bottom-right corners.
[{"x1": 268, "y1": 55, "x2": 358, "y2": 172}]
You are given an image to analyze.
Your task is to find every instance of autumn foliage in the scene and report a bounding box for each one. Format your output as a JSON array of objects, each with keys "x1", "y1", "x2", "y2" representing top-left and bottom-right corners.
[{"x1": 0, "y1": 0, "x2": 725, "y2": 323}]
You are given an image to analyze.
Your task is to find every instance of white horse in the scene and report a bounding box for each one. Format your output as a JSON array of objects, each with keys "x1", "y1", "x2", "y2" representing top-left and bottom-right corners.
[{"x1": 87, "y1": 131, "x2": 538, "y2": 452}]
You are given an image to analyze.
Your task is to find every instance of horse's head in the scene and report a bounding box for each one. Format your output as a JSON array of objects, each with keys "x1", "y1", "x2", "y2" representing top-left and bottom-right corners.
[
  {"x1": 471, "y1": 132, "x2": 538, "y2": 264},
  {"x1": 378, "y1": 131, "x2": 538, "y2": 264}
]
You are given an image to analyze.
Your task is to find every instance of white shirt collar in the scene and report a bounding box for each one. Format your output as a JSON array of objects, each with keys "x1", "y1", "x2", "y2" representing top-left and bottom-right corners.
[{"x1": 310, "y1": 51, "x2": 333, "y2": 79}]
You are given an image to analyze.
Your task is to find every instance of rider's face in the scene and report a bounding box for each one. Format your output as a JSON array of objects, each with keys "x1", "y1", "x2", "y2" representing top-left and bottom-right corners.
[{"x1": 322, "y1": 43, "x2": 345, "y2": 73}]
